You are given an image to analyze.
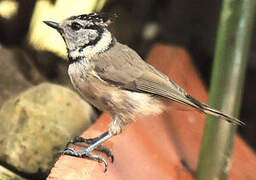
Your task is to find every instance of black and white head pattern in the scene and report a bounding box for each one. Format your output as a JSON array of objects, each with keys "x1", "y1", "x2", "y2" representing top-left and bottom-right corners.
[{"x1": 58, "y1": 13, "x2": 115, "y2": 59}]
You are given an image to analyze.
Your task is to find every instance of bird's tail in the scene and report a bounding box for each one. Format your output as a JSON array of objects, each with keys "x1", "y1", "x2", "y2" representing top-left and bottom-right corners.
[
  {"x1": 201, "y1": 104, "x2": 244, "y2": 125},
  {"x1": 186, "y1": 94, "x2": 245, "y2": 126}
]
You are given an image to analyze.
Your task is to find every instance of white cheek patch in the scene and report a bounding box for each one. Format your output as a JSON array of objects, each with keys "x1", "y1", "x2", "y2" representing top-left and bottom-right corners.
[
  {"x1": 80, "y1": 30, "x2": 112, "y2": 59},
  {"x1": 69, "y1": 49, "x2": 81, "y2": 59},
  {"x1": 66, "y1": 28, "x2": 112, "y2": 61},
  {"x1": 88, "y1": 33, "x2": 98, "y2": 41}
]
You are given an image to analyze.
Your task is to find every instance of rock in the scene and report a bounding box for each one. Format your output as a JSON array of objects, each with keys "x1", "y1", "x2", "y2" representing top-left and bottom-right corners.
[
  {"x1": 0, "y1": 83, "x2": 97, "y2": 174},
  {"x1": 0, "y1": 46, "x2": 73, "y2": 108},
  {"x1": 0, "y1": 166, "x2": 25, "y2": 180}
]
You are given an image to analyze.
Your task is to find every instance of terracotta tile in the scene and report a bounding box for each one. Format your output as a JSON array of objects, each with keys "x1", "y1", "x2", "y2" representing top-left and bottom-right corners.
[{"x1": 48, "y1": 44, "x2": 256, "y2": 180}]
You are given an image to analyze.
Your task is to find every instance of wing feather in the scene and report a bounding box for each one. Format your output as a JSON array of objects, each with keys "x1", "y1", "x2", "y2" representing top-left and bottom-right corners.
[
  {"x1": 92, "y1": 42, "x2": 244, "y2": 125},
  {"x1": 93, "y1": 42, "x2": 202, "y2": 109}
]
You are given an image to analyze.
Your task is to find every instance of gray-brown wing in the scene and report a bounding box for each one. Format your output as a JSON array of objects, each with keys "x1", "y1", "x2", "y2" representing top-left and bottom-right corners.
[
  {"x1": 93, "y1": 42, "x2": 200, "y2": 108},
  {"x1": 92, "y1": 42, "x2": 244, "y2": 125}
]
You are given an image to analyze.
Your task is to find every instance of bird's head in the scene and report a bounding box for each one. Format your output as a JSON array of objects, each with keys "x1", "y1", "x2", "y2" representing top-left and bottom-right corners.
[{"x1": 44, "y1": 13, "x2": 114, "y2": 60}]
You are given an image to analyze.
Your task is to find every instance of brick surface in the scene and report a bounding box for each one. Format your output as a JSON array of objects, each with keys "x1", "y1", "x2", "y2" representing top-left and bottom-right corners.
[{"x1": 47, "y1": 44, "x2": 256, "y2": 180}]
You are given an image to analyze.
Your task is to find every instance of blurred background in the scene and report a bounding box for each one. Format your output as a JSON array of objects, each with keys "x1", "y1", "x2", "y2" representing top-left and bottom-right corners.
[{"x1": 0, "y1": 0, "x2": 255, "y2": 179}]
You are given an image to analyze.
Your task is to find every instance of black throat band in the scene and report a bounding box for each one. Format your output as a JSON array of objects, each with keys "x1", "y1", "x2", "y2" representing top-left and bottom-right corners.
[{"x1": 68, "y1": 54, "x2": 82, "y2": 65}]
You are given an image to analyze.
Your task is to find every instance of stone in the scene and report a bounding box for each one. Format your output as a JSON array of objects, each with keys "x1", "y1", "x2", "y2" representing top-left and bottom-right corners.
[
  {"x1": 0, "y1": 46, "x2": 73, "y2": 108},
  {"x1": 0, "y1": 83, "x2": 97, "y2": 174},
  {"x1": 0, "y1": 166, "x2": 25, "y2": 180}
]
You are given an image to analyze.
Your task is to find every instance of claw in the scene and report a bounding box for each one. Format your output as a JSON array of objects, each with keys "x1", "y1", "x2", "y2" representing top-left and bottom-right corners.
[
  {"x1": 60, "y1": 148, "x2": 108, "y2": 172},
  {"x1": 65, "y1": 136, "x2": 114, "y2": 162},
  {"x1": 59, "y1": 132, "x2": 113, "y2": 172},
  {"x1": 88, "y1": 154, "x2": 108, "y2": 173},
  {"x1": 94, "y1": 155, "x2": 108, "y2": 173},
  {"x1": 59, "y1": 148, "x2": 79, "y2": 156},
  {"x1": 97, "y1": 145, "x2": 114, "y2": 163}
]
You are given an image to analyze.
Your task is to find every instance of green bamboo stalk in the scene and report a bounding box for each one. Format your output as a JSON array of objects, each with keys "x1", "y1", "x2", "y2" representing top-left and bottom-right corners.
[{"x1": 196, "y1": 0, "x2": 256, "y2": 179}]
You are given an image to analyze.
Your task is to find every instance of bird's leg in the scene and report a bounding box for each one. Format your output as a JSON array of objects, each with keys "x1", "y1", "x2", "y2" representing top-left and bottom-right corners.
[
  {"x1": 59, "y1": 131, "x2": 113, "y2": 172},
  {"x1": 60, "y1": 116, "x2": 123, "y2": 172},
  {"x1": 65, "y1": 132, "x2": 114, "y2": 162}
]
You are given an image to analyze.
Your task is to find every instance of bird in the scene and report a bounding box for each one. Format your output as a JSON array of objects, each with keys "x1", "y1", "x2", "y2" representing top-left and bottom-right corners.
[{"x1": 44, "y1": 12, "x2": 244, "y2": 172}]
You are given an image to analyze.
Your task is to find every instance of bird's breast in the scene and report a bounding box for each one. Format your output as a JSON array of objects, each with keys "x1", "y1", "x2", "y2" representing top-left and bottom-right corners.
[
  {"x1": 67, "y1": 61, "x2": 165, "y2": 119},
  {"x1": 67, "y1": 61, "x2": 120, "y2": 111}
]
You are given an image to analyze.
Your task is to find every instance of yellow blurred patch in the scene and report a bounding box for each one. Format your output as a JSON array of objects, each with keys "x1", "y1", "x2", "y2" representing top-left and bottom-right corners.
[
  {"x1": 28, "y1": 0, "x2": 106, "y2": 59},
  {"x1": 0, "y1": 0, "x2": 18, "y2": 19}
]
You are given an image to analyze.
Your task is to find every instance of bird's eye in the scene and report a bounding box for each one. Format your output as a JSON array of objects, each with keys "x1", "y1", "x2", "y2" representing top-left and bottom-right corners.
[{"x1": 71, "y1": 22, "x2": 82, "y2": 31}]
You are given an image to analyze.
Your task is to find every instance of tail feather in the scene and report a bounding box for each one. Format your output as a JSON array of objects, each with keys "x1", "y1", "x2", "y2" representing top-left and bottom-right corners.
[
  {"x1": 202, "y1": 105, "x2": 245, "y2": 126},
  {"x1": 186, "y1": 94, "x2": 245, "y2": 126}
]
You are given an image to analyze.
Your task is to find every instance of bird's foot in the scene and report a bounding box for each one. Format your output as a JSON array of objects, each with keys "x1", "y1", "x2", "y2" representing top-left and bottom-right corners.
[
  {"x1": 65, "y1": 136, "x2": 114, "y2": 162},
  {"x1": 59, "y1": 132, "x2": 113, "y2": 172},
  {"x1": 59, "y1": 147, "x2": 109, "y2": 172}
]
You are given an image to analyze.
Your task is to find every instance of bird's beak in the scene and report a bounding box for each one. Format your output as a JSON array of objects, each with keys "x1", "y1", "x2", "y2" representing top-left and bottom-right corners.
[{"x1": 43, "y1": 21, "x2": 61, "y2": 31}]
